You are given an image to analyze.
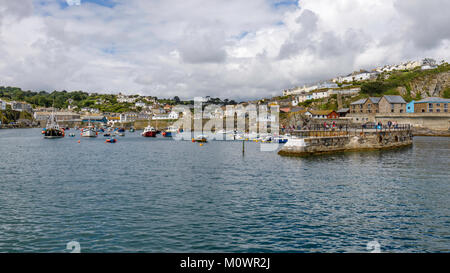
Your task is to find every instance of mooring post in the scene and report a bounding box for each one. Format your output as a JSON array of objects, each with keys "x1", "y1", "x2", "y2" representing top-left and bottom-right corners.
[{"x1": 242, "y1": 139, "x2": 245, "y2": 155}]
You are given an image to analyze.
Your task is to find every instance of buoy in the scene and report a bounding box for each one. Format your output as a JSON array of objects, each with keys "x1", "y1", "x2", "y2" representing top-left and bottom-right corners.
[
  {"x1": 77, "y1": 140, "x2": 81, "y2": 143},
  {"x1": 192, "y1": 138, "x2": 195, "y2": 143},
  {"x1": 199, "y1": 143, "x2": 204, "y2": 147}
]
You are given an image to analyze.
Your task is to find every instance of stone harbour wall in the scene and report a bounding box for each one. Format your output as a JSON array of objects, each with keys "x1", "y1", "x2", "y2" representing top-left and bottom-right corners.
[{"x1": 278, "y1": 130, "x2": 413, "y2": 157}]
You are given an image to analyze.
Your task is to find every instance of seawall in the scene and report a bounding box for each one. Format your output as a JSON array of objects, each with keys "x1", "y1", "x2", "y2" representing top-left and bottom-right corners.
[{"x1": 278, "y1": 129, "x2": 413, "y2": 157}]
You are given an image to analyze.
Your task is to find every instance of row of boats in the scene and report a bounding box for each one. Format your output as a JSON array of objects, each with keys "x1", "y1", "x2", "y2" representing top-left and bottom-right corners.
[{"x1": 42, "y1": 114, "x2": 291, "y2": 143}]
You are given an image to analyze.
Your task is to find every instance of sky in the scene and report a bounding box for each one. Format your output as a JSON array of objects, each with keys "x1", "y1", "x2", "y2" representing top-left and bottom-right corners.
[{"x1": 0, "y1": 0, "x2": 449, "y2": 100}]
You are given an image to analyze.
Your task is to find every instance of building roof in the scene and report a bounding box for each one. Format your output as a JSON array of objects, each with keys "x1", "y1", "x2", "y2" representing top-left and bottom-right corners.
[
  {"x1": 415, "y1": 97, "x2": 450, "y2": 103},
  {"x1": 82, "y1": 116, "x2": 107, "y2": 121},
  {"x1": 291, "y1": 106, "x2": 305, "y2": 112},
  {"x1": 383, "y1": 95, "x2": 406, "y2": 104},
  {"x1": 337, "y1": 108, "x2": 350, "y2": 113},
  {"x1": 350, "y1": 98, "x2": 367, "y2": 105},
  {"x1": 310, "y1": 110, "x2": 334, "y2": 116},
  {"x1": 369, "y1": 97, "x2": 382, "y2": 104}
]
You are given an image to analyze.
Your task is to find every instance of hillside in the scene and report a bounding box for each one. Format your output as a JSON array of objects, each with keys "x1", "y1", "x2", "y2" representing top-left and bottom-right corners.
[{"x1": 360, "y1": 63, "x2": 450, "y2": 101}]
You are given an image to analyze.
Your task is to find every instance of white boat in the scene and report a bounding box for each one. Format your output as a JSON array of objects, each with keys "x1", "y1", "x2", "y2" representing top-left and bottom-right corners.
[{"x1": 81, "y1": 126, "x2": 97, "y2": 137}]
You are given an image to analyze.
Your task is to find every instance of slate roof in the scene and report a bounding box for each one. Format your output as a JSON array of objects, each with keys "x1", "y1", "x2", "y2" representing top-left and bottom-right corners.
[
  {"x1": 383, "y1": 95, "x2": 406, "y2": 104},
  {"x1": 415, "y1": 97, "x2": 450, "y2": 103},
  {"x1": 350, "y1": 98, "x2": 367, "y2": 105}
]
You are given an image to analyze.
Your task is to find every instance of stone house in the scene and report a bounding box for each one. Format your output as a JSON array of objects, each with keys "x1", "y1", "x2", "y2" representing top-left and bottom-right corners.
[
  {"x1": 414, "y1": 97, "x2": 450, "y2": 113},
  {"x1": 350, "y1": 97, "x2": 381, "y2": 114},
  {"x1": 378, "y1": 95, "x2": 406, "y2": 113}
]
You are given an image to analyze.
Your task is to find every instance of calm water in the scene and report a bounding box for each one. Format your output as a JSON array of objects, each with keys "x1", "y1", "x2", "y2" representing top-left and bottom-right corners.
[{"x1": 0, "y1": 128, "x2": 448, "y2": 253}]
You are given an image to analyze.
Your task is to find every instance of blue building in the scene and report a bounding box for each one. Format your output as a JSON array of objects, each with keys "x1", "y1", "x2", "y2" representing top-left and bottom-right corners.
[{"x1": 406, "y1": 100, "x2": 415, "y2": 113}]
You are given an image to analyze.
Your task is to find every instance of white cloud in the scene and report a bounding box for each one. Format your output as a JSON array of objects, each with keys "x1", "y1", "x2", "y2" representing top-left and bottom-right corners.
[{"x1": 0, "y1": 0, "x2": 449, "y2": 100}]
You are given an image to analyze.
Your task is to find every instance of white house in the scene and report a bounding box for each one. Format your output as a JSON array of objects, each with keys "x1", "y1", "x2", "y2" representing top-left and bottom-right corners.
[
  {"x1": 135, "y1": 102, "x2": 147, "y2": 108},
  {"x1": 11, "y1": 102, "x2": 32, "y2": 112},
  {"x1": 328, "y1": 88, "x2": 361, "y2": 96},
  {"x1": 120, "y1": 112, "x2": 138, "y2": 122},
  {"x1": 117, "y1": 94, "x2": 137, "y2": 103},
  {"x1": 311, "y1": 91, "x2": 329, "y2": 100},
  {"x1": 168, "y1": 111, "x2": 179, "y2": 119},
  {"x1": 152, "y1": 111, "x2": 179, "y2": 120},
  {"x1": 0, "y1": 99, "x2": 6, "y2": 110},
  {"x1": 335, "y1": 72, "x2": 373, "y2": 83}
]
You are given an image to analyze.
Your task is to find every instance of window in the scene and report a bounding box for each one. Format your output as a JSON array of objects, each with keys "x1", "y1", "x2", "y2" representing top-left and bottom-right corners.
[
  {"x1": 444, "y1": 103, "x2": 448, "y2": 109},
  {"x1": 436, "y1": 109, "x2": 440, "y2": 112},
  {"x1": 429, "y1": 109, "x2": 433, "y2": 112},
  {"x1": 400, "y1": 109, "x2": 403, "y2": 113},
  {"x1": 436, "y1": 103, "x2": 440, "y2": 106},
  {"x1": 422, "y1": 109, "x2": 425, "y2": 113},
  {"x1": 429, "y1": 103, "x2": 433, "y2": 108}
]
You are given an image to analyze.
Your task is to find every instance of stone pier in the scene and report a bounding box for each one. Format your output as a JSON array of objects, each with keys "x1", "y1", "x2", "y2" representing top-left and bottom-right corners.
[{"x1": 278, "y1": 129, "x2": 413, "y2": 157}]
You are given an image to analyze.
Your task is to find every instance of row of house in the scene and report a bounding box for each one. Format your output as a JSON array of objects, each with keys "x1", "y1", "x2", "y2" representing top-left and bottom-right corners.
[
  {"x1": 0, "y1": 100, "x2": 33, "y2": 112},
  {"x1": 333, "y1": 72, "x2": 375, "y2": 83},
  {"x1": 283, "y1": 81, "x2": 339, "y2": 96},
  {"x1": 407, "y1": 97, "x2": 450, "y2": 113},
  {"x1": 292, "y1": 88, "x2": 360, "y2": 106},
  {"x1": 374, "y1": 59, "x2": 438, "y2": 73},
  {"x1": 350, "y1": 95, "x2": 407, "y2": 114},
  {"x1": 350, "y1": 95, "x2": 450, "y2": 115}
]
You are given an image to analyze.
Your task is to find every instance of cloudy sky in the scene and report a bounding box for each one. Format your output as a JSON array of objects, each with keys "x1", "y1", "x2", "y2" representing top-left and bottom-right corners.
[{"x1": 0, "y1": 0, "x2": 449, "y2": 100}]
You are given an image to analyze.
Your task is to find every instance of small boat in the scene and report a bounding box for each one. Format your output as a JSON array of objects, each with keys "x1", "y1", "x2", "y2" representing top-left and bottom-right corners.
[
  {"x1": 142, "y1": 126, "x2": 157, "y2": 137},
  {"x1": 117, "y1": 128, "x2": 125, "y2": 133},
  {"x1": 129, "y1": 128, "x2": 135, "y2": 133},
  {"x1": 194, "y1": 135, "x2": 208, "y2": 143},
  {"x1": 103, "y1": 133, "x2": 111, "y2": 137},
  {"x1": 162, "y1": 126, "x2": 178, "y2": 137},
  {"x1": 105, "y1": 138, "x2": 117, "y2": 143},
  {"x1": 117, "y1": 132, "x2": 125, "y2": 137},
  {"x1": 69, "y1": 133, "x2": 76, "y2": 137}
]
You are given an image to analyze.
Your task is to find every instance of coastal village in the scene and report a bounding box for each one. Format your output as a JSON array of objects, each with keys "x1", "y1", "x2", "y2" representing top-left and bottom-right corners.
[{"x1": 1, "y1": 58, "x2": 449, "y2": 139}]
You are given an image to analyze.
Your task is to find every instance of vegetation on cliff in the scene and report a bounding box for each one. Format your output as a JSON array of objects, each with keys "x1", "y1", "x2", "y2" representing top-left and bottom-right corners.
[{"x1": 360, "y1": 63, "x2": 450, "y2": 101}]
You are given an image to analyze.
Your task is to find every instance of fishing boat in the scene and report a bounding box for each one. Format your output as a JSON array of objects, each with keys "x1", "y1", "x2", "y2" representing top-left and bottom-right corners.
[
  {"x1": 81, "y1": 117, "x2": 98, "y2": 137},
  {"x1": 81, "y1": 126, "x2": 97, "y2": 137},
  {"x1": 142, "y1": 126, "x2": 157, "y2": 137},
  {"x1": 43, "y1": 112, "x2": 65, "y2": 139}
]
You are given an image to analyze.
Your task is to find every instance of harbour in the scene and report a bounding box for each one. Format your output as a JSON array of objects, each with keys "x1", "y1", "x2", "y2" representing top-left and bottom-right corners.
[{"x1": 0, "y1": 128, "x2": 448, "y2": 252}]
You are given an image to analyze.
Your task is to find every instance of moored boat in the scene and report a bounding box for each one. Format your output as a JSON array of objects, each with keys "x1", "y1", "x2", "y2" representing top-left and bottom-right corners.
[
  {"x1": 162, "y1": 126, "x2": 178, "y2": 137},
  {"x1": 142, "y1": 126, "x2": 157, "y2": 137},
  {"x1": 193, "y1": 135, "x2": 208, "y2": 143},
  {"x1": 43, "y1": 112, "x2": 65, "y2": 139}
]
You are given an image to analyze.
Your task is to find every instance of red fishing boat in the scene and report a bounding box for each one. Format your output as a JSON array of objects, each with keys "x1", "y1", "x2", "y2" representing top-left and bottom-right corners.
[{"x1": 142, "y1": 126, "x2": 157, "y2": 137}]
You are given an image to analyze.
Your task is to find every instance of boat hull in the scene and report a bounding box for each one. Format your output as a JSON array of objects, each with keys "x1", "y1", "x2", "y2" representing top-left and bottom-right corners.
[{"x1": 142, "y1": 131, "x2": 157, "y2": 137}]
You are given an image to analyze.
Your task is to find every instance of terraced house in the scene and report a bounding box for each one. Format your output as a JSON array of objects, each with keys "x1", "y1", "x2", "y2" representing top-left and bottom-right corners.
[
  {"x1": 350, "y1": 95, "x2": 406, "y2": 114},
  {"x1": 350, "y1": 97, "x2": 381, "y2": 114},
  {"x1": 378, "y1": 95, "x2": 406, "y2": 113},
  {"x1": 413, "y1": 97, "x2": 450, "y2": 113}
]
